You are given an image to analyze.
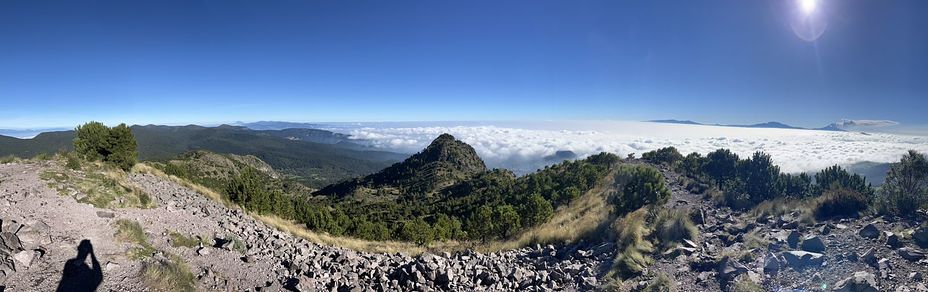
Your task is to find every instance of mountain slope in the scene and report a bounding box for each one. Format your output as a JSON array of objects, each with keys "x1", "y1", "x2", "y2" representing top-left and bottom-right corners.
[
  {"x1": 0, "y1": 125, "x2": 406, "y2": 187},
  {"x1": 317, "y1": 134, "x2": 486, "y2": 197}
]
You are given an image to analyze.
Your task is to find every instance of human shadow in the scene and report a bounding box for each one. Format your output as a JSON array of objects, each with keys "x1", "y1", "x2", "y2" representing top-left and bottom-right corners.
[{"x1": 56, "y1": 239, "x2": 102, "y2": 292}]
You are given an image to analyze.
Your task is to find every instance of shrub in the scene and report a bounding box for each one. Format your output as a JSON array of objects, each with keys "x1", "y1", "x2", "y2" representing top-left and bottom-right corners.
[
  {"x1": 66, "y1": 155, "x2": 82, "y2": 170},
  {"x1": 466, "y1": 205, "x2": 496, "y2": 242},
  {"x1": 737, "y1": 152, "x2": 781, "y2": 204},
  {"x1": 876, "y1": 150, "x2": 928, "y2": 217},
  {"x1": 73, "y1": 121, "x2": 138, "y2": 171},
  {"x1": 815, "y1": 165, "x2": 872, "y2": 196},
  {"x1": 493, "y1": 205, "x2": 522, "y2": 238},
  {"x1": 653, "y1": 209, "x2": 698, "y2": 250},
  {"x1": 400, "y1": 217, "x2": 434, "y2": 246},
  {"x1": 521, "y1": 193, "x2": 554, "y2": 227},
  {"x1": 705, "y1": 149, "x2": 739, "y2": 185},
  {"x1": 613, "y1": 165, "x2": 672, "y2": 215},
  {"x1": 814, "y1": 188, "x2": 868, "y2": 219},
  {"x1": 780, "y1": 173, "x2": 813, "y2": 198},
  {"x1": 641, "y1": 147, "x2": 683, "y2": 166},
  {"x1": 678, "y1": 152, "x2": 707, "y2": 180},
  {"x1": 432, "y1": 214, "x2": 464, "y2": 241}
]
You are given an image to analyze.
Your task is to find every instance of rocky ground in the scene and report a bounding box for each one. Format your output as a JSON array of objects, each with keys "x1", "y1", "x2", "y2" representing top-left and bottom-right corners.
[
  {"x1": 613, "y1": 168, "x2": 928, "y2": 291},
  {"x1": 2, "y1": 160, "x2": 928, "y2": 291},
  {"x1": 0, "y1": 161, "x2": 611, "y2": 291}
]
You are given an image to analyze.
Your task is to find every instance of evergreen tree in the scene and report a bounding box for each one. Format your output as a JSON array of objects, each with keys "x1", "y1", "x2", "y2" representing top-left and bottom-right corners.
[
  {"x1": 521, "y1": 194, "x2": 554, "y2": 227},
  {"x1": 493, "y1": 205, "x2": 521, "y2": 238}
]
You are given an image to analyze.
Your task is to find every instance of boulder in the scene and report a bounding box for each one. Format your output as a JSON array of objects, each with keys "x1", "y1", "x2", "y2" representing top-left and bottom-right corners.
[
  {"x1": 801, "y1": 236, "x2": 826, "y2": 253},
  {"x1": 781, "y1": 251, "x2": 824, "y2": 270},
  {"x1": 763, "y1": 252, "x2": 780, "y2": 275},
  {"x1": 787, "y1": 230, "x2": 801, "y2": 248},
  {"x1": 860, "y1": 248, "x2": 878, "y2": 268},
  {"x1": 858, "y1": 223, "x2": 880, "y2": 239},
  {"x1": 897, "y1": 247, "x2": 926, "y2": 261},
  {"x1": 716, "y1": 256, "x2": 747, "y2": 283},
  {"x1": 915, "y1": 226, "x2": 928, "y2": 248},
  {"x1": 0, "y1": 233, "x2": 22, "y2": 252},
  {"x1": 885, "y1": 232, "x2": 901, "y2": 248},
  {"x1": 12, "y1": 250, "x2": 37, "y2": 269},
  {"x1": 833, "y1": 271, "x2": 878, "y2": 292}
]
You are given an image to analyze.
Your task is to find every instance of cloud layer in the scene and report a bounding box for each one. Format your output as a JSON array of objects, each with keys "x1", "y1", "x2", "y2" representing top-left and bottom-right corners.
[{"x1": 327, "y1": 121, "x2": 928, "y2": 174}]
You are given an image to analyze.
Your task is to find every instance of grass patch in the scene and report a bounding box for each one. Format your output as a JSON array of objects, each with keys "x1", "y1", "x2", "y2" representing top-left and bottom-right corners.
[
  {"x1": 168, "y1": 231, "x2": 211, "y2": 248},
  {"x1": 731, "y1": 275, "x2": 764, "y2": 292},
  {"x1": 642, "y1": 273, "x2": 674, "y2": 292},
  {"x1": 653, "y1": 209, "x2": 698, "y2": 251},
  {"x1": 143, "y1": 254, "x2": 196, "y2": 292},
  {"x1": 0, "y1": 155, "x2": 17, "y2": 164},
  {"x1": 114, "y1": 219, "x2": 156, "y2": 259},
  {"x1": 742, "y1": 231, "x2": 769, "y2": 250},
  {"x1": 41, "y1": 162, "x2": 155, "y2": 209},
  {"x1": 748, "y1": 197, "x2": 815, "y2": 226},
  {"x1": 609, "y1": 208, "x2": 654, "y2": 279}
]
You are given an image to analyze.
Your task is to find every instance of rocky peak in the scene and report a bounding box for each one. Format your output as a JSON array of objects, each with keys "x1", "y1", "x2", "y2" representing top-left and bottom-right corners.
[
  {"x1": 316, "y1": 133, "x2": 487, "y2": 197},
  {"x1": 416, "y1": 134, "x2": 486, "y2": 173}
]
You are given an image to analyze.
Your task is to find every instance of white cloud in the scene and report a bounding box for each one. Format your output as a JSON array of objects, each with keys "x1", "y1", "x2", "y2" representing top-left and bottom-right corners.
[
  {"x1": 836, "y1": 119, "x2": 899, "y2": 128},
  {"x1": 326, "y1": 121, "x2": 928, "y2": 174}
]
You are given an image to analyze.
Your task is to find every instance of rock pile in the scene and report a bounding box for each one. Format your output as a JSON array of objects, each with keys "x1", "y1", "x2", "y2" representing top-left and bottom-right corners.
[{"x1": 0, "y1": 218, "x2": 49, "y2": 283}]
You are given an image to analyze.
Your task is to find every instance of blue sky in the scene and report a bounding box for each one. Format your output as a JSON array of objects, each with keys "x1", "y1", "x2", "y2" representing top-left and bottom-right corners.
[{"x1": 1, "y1": 0, "x2": 926, "y2": 128}]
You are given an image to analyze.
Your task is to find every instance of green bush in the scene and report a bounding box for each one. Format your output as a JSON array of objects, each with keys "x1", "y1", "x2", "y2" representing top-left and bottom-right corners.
[
  {"x1": 737, "y1": 152, "x2": 781, "y2": 204},
  {"x1": 814, "y1": 188, "x2": 868, "y2": 219},
  {"x1": 66, "y1": 155, "x2": 82, "y2": 170},
  {"x1": 876, "y1": 150, "x2": 928, "y2": 217},
  {"x1": 0, "y1": 155, "x2": 15, "y2": 164},
  {"x1": 73, "y1": 121, "x2": 138, "y2": 171},
  {"x1": 521, "y1": 193, "x2": 554, "y2": 227},
  {"x1": 815, "y1": 165, "x2": 872, "y2": 196},
  {"x1": 613, "y1": 165, "x2": 672, "y2": 215},
  {"x1": 678, "y1": 152, "x2": 707, "y2": 180},
  {"x1": 400, "y1": 217, "x2": 434, "y2": 246},
  {"x1": 705, "y1": 149, "x2": 740, "y2": 185},
  {"x1": 641, "y1": 147, "x2": 683, "y2": 166},
  {"x1": 493, "y1": 204, "x2": 522, "y2": 238},
  {"x1": 466, "y1": 205, "x2": 496, "y2": 242}
]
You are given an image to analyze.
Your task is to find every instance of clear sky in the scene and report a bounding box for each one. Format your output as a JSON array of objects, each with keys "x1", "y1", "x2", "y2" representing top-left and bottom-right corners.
[{"x1": 1, "y1": 0, "x2": 926, "y2": 128}]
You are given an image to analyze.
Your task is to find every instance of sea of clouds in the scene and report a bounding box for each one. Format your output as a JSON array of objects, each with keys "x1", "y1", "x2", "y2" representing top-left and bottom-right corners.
[{"x1": 323, "y1": 121, "x2": 928, "y2": 174}]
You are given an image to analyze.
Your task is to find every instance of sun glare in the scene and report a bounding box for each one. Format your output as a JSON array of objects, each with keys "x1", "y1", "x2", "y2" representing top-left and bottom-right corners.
[{"x1": 799, "y1": 0, "x2": 817, "y2": 15}]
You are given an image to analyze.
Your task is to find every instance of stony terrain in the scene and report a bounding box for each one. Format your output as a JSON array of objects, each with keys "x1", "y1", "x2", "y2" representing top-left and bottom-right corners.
[
  {"x1": 612, "y1": 168, "x2": 928, "y2": 291},
  {"x1": 2, "y1": 159, "x2": 928, "y2": 291},
  {"x1": 0, "y1": 161, "x2": 611, "y2": 291}
]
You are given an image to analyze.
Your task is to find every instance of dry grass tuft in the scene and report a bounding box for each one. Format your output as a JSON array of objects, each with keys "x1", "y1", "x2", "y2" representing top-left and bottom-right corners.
[
  {"x1": 609, "y1": 208, "x2": 654, "y2": 279},
  {"x1": 143, "y1": 254, "x2": 196, "y2": 292},
  {"x1": 653, "y1": 209, "x2": 698, "y2": 251},
  {"x1": 479, "y1": 174, "x2": 617, "y2": 252}
]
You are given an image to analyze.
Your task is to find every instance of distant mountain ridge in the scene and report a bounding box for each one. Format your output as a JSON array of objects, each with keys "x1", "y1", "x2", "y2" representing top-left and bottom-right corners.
[
  {"x1": 648, "y1": 119, "x2": 844, "y2": 131},
  {"x1": 0, "y1": 125, "x2": 407, "y2": 187}
]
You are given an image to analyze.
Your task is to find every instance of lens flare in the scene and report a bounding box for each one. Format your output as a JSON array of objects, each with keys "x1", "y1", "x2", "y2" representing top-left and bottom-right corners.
[{"x1": 800, "y1": 0, "x2": 817, "y2": 15}]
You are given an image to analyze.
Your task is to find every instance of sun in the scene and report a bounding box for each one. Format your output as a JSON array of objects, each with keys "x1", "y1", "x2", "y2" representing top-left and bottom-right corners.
[{"x1": 799, "y1": 0, "x2": 818, "y2": 15}]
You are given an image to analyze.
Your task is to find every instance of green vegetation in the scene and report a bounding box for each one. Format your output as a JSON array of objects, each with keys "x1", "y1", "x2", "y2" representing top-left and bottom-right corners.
[
  {"x1": 74, "y1": 121, "x2": 138, "y2": 171},
  {"x1": 114, "y1": 219, "x2": 156, "y2": 259},
  {"x1": 114, "y1": 220, "x2": 195, "y2": 291},
  {"x1": 876, "y1": 150, "x2": 928, "y2": 217},
  {"x1": 0, "y1": 155, "x2": 15, "y2": 164},
  {"x1": 653, "y1": 209, "x2": 698, "y2": 251},
  {"x1": 156, "y1": 142, "x2": 617, "y2": 243},
  {"x1": 41, "y1": 163, "x2": 153, "y2": 209},
  {"x1": 610, "y1": 209, "x2": 654, "y2": 278},
  {"x1": 613, "y1": 164, "x2": 672, "y2": 214},
  {"x1": 641, "y1": 147, "x2": 683, "y2": 166},
  {"x1": 673, "y1": 148, "x2": 876, "y2": 210},
  {"x1": 65, "y1": 154, "x2": 82, "y2": 170},
  {"x1": 642, "y1": 273, "x2": 674, "y2": 292},
  {"x1": 143, "y1": 254, "x2": 196, "y2": 292},
  {"x1": 813, "y1": 188, "x2": 868, "y2": 219},
  {"x1": 168, "y1": 231, "x2": 211, "y2": 248}
]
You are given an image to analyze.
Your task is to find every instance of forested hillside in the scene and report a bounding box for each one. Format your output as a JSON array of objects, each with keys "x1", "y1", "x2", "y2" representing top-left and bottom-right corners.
[{"x1": 0, "y1": 124, "x2": 406, "y2": 187}]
